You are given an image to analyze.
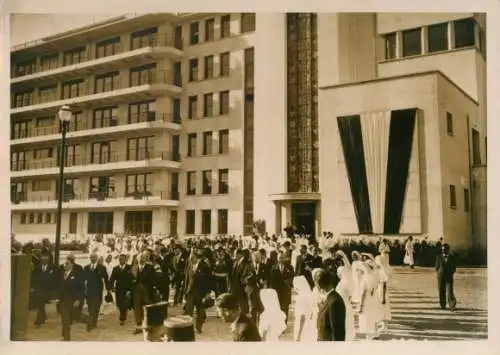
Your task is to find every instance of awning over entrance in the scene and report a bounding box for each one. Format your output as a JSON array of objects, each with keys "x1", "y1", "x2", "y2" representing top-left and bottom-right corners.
[{"x1": 269, "y1": 192, "x2": 321, "y2": 202}]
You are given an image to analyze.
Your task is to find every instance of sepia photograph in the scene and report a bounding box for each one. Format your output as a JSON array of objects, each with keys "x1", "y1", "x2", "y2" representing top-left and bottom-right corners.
[{"x1": 5, "y1": 9, "x2": 490, "y2": 345}]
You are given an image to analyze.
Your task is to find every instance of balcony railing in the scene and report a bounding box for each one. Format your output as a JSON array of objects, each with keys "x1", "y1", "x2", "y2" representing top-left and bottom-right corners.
[
  {"x1": 11, "y1": 112, "x2": 179, "y2": 140},
  {"x1": 10, "y1": 150, "x2": 178, "y2": 172},
  {"x1": 11, "y1": 190, "x2": 178, "y2": 204},
  {"x1": 11, "y1": 33, "x2": 183, "y2": 79}
]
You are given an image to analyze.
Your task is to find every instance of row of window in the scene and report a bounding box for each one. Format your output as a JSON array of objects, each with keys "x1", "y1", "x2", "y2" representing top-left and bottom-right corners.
[
  {"x1": 187, "y1": 130, "x2": 230, "y2": 157},
  {"x1": 187, "y1": 13, "x2": 255, "y2": 46},
  {"x1": 20, "y1": 212, "x2": 55, "y2": 224},
  {"x1": 385, "y1": 17, "x2": 480, "y2": 60},
  {"x1": 449, "y1": 185, "x2": 469, "y2": 212},
  {"x1": 186, "y1": 169, "x2": 229, "y2": 195},
  {"x1": 185, "y1": 209, "x2": 229, "y2": 235},
  {"x1": 445, "y1": 112, "x2": 482, "y2": 166},
  {"x1": 188, "y1": 52, "x2": 230, "y2": 82},
  {"x1": 185, "y1": 90, "x2": 231, "y2": 119}
]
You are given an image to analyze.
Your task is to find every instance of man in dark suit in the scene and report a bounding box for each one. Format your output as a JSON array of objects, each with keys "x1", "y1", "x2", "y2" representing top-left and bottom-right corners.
[
  {"x1": 315, "y1": 269, "x2": 346, "y2": 341},
  {"x1": 435, "y1": 243, "x2": 457, "y2": 311},
  {"x1": 183, "y1": 248, "x2": 212, "y2": 333},
  {"x1": 216, "y1": 293, "x2": 262, "y2": 342},
  {"x1": 230, "y1": 249, "x2": 253, "y2": 315},
  {"x1": 132, "y1": 250, "x2": 158, "y2": 334},
  {"x1": 31, "y1": 254, "x2": 56, "y2": 327},
  {"x1": 83, "y1": 252, "x2": 110, "y2": 332},
  {"x1": 109, "y1": 253, "x2": 133, "y2": 325},
  {"x1": 158, "y1": 247, "x2": 173, "y2": 303},
  {"x1": 269, "y1": 252, "x2": 294, "y2": 323},
  {"x1": 295, "y1": 244, "x2": 313, "y2": 286},
  {"x1": 171, "y1": 245, "x2": 187, "y2": 306},
  {"x1": 56, "y1": 255, "x2": 85, "y2": 341}
]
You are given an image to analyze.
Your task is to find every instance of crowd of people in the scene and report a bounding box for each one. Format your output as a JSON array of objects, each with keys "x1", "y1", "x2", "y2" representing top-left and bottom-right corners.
[{"x1": 23, "y1": 232, "x2": 456, "y2": 342}]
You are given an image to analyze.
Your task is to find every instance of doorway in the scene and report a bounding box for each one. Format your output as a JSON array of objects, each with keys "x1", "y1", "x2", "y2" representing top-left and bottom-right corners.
[{"x1": 291, "y1": 202, "x2": 316, "y2": 238}]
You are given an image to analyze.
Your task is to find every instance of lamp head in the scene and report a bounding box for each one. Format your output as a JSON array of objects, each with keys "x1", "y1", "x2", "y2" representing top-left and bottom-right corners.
[{"x1": 58, "y1": 105, "x2": 72, "y2": 122}]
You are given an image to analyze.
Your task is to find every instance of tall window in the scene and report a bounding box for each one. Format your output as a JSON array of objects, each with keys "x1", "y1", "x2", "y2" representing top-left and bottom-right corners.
[
  {"x1": 130, "y1": 64, "x2": 156, "y2": 86},
  {"x1": 185, "y1": 210, "x2": 195, "y2": 234},
  {"x1": 446, "y1": 112, "x2": 454, "y2": 135},
  {"x1": 385, "y1": 33, "x2": 397, "y2": 59},
  {"x1": 202, "y1": 170, "x2": 212, "y2": 194},
  {"x1": 218, "y1": 209, "x2": 228, "y2": 234},
  {"x1": 402, "y1": 28, "x2": 422, "y2": 57},
  {"x1": 131, "y1": 27, "x2": 158, "y2": 49},
  {"x1": 187, "y1": 171, "x2": 197, "y2": 195},
  {"x1": 14, "y1": 90, "x2": 34, "y2": 108},
  {"x1": 464, "y1": 188, "x2": 470, "y2": 212},
  {"x1": 188, "y1": 95, "x2": 198, "y2": 119},
  {"x1": 205, "y1": 19, "x2": 215, "y2": 41},
  {"x1": 11, "y1": 151, "x2": 27, "y2": 171},
  {"x1": 174, "y1": 61, "x2": 182, "y2": 86},
  {"x1": 63, "y1": 47, "x2": 86, "y2": 65},
  {"x1": 241, "y1": 13, "x2": 256, "y2": 33},
  {"x1": 449, "y1": 185, "x2": 457, "y2": 209},
  {"x1": 67, "y1": 111, "x2": 85, "y2": 132},
  {"x1": 171, "y1": 172, "x2": 179, "y2": 199},
  {"x1": 60, "y1": 144, "x2": 81, "y2": 167},
  {"x1": 93, "y1": 107, "x2": 118, "y2": 128},
  {"x1": 221, "y1": 15, "x2": 231, "y2": 38},
  {"x1": 219, "y1": 129, "x2": 229, "y2": 154},
  {"x1": 127, "y1": 136, "x2": 154, "y2": 160},
  {"x1": 220, "y1": 52, "x2": 230, "y2": 77},
  {"x1": 187, "y1": 133, "x2": 197, "y2": 157},
  {"x1": 172, "y1": 135, "x2": 180, "y2": 161},
  {"x1": 203, "y1": 131, "x2": 213, "y2": 155},
  {"x1": 15, "y1": 59, "x2": 36, "y2": 77},
  {"x1": 37, "y1": 213, "x2": 44, "y2": 224},
  {"x1": 203, "y1": 93, "x2": 214, "y2": 117},
  {"x1": 218, "y1": 169, "x2": 229, "y2": 194},
  {"x1": 190, "y1": 22, "x2": 199, "y2": 45},
  {"x1": 454, "y1": 18, "x2": 476, "y2": 48},
  {"x1": 472, "y1": 128, "x2": 481, "y2": 165},
  {"x1": 45, "y1": 213, "x2": 53, "y2": 224},
  {"x1": 11, "y1": 182, "x2": 27, "y2": 202},
  {"x1": 173, "y1": 98, "x2": 181, "y2": 123},
  {"x1": 55, "y1": 178, "x2": 79, "y2": 200},
  {"x1": 69, "y1": 213, "x2": 77, "y2": 233},
  {"x1": 189, "y1": 58, "x2": 199, "y2": 82},
  {"x1": 11, "y1": 120, "x2": 31, "y2": 139},
  {"x1": 89, "y1": 176, "x2": 112, "y2": 198},
  {"x1": 62, "y1": 79, "x2": 85, "y2": 99},
  {"x1": 39, "y1": 85, "x2": 57, "y2": 103},
  {"x1": 174, "y1": 26, "x2": 183, "y2": 49},
  {"x1": 204, "y1": 55, "x2": 214, "y2": 79},
  {"x1": 96, "y1": 36, "x2": 121, "y2": 58},
  {"x1": 129, "y1": 100, "x2": 156, "y2": 123},
  {"x1": 126, "y1": 173, "x2": 152, "y2": 195},
  {"x1": 428, "y1": 23, "x2": 448, "y2": 53},
  {"x1": 87, "y1": 212, "x2": 114, "y2": 233},
  {"x1": 125, "y1": 211, "x2": 152, "y2": 234},
  {"x1": 219, "y1": 91, "x2": 230, "y2": 115},
  {"x1": 91, "y1": 141, "x2": 115, "y2": 164},
  {"x1": 201, "y1": 209, "x2": 211, "y2": 234},
  {"x1": 34, "y1": 148, "x2": 53, "y2": 159},
  {"x1": 95, "y1": 71, "x2": 120, "y2": 93},
  {"x1": 40, "y1": 54, "x2": 59, "y2": 71}
]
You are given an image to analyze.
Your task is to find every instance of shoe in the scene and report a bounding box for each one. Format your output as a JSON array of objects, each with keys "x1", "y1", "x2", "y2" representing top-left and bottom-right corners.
[{"x1": 119, "y1": 321, "x2": 125, "y2": 326}]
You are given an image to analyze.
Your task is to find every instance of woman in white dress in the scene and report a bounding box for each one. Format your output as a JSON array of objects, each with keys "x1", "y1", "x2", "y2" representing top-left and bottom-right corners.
[
  {"x1": 378, "y1": 239, "x2": 391, "y2": 266},
  {"x1": 404, "y1": 236, "x2": 415, "y2": 268},
  {"x1": 293, "y1": 276, "x2": 315, "y2": 341},
  {"x1": 258, "y1": 288, "x2": 287, "y2": 341},
  {"x1": 357, "y1": 260, "x2": 382, "y2": 339},
  {"x1": 334, "y1": 251, "x2": 355, "y2": 340},
  {"x1": 375, "y1": 255, "x2": 392, "y2": 331},
  {"x1": 350, "y1": 251, "x2": 364, "y2": 305}
]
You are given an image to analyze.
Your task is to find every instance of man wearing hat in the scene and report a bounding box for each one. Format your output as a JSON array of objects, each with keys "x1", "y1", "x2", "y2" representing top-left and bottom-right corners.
[
  {"x1": 31, "y1": 253, "x2": 56, "y2": 327},
  {"x1": 109, "y1": 253, "x2": 133, "y2": 325},
  {"x1": 132, "y1": 250, "x2": 158, "y2": 334},
  {"x1": 83, "y1": 252, "x2": 111, "y2": 332},
  {"x1": 216, "y1": 293, "x2": 261, "y2": 341}
]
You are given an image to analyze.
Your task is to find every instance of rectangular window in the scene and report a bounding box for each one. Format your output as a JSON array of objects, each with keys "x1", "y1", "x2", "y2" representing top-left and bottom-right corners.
[
  {"x1": 204, "y1": 55, "x2": 214, "y2": 79},
  {"x1": 127, "y1": 136, "x2": 154, "y2": 160},
  {"x1": 96, "y1": 36, "x2": 121, "y2": 58},
  {"x1": 58, "y1": 144, "x2": 81, "y2": 167},
  {"x1": 205, "y1": 18, "x2": 215, "y2": 41},
  {"x1": 173, "y1": 98, "x2": 181, "y2": 123},
  {"x1": 174, "y1": 25, "x2": 183, "y2": 49},
  {"x1": 464, "y1": 188, "x2": 470, "y2": 212},
  {"x1": 241, "y1": 13, "x2": 256, "y2": 33},
  {"x1": 62, "y1": 79, "x2": 85, "y2": 99},
  {"x1": 128, "y1": 100, "x2": 156, "y2": 124},
  {"x1": 15, "y1": 59, "x2": 36, "y2": 77},
  {"x1": 221, "y1": 15, "x2": 231, "y2": 38},
  {"x1": 385, "y1": 33, "x2": 397, "y2": 59},
  {"x1": 39, "y1": 85, "x2": 57, "y2": 103},
  {"x1": 174, "y1": 61, "x2": 182, "y2": 86},
  {"x1": 202, "y1": 170, "x2": 212, "y2": 194},
  {"x1": 33, "y1": 147, "x2": 53, "y2": 159},
  {"x1": 220, "y1": 52, "x2": 230, "y2": 77},
  {"x1": 171, "y1": 172, "x2": 179, "y2": 199},
  {"x1": 402, "y1": 28, "x2": 422, "y2": 57},
  {"x1": 472, "y1": 128, "x2": 481, "y2": 165},
  {"x1": 131, "y1": 27, "x2": 158, "y2": 50},
  {"x1": 20, "y1": 213, "x2": 27, "y2": 224},
  {"x1": 446, "y1": 112, "x2": 454, "y2": 136},
  {"x1": 125, "y1": 211, "x2": 153, "y2": 234},
  {"x1": 11, "y1": 120, "x2": 31, "y2": 139},
  {"x1": 93, "y1": 106, "x2": 118, "y2": 128},
  {"x1": 126, "y1": 173, "x2": 152, "y2": 196},
  {"x1": 185, "y1": 210, "x2": 195, "y2": 234},
  {"x1": 32, "y1": 180, "x2": 51, "y2": 192},
  {"x1": 67, "y1": 111, "x2": 84, "y2": 132},
  {"x1": 203, "y1": 93, "x2": 214, "y2": 117},
  {"x1": 219, "y1": 90, "x2": 230, "y2": 115},
  {"x1": 454, "y1": 18, "x2": 476, "y2": 48},
  {"x1": 428, "y1": 23, "x2": 448, "y2": 53},
  {"x1": 63, "y1": 47, "x2": 86, "y2": 66},
  {"x1": 203, "y1": 131, "x2": 213, "y2": 155},
  {"x1": 188, "y1": 95, "x2": 198, "y2": 119},
  {"x1": 37, "y1": 213, "x2": 43, "y2": 224},
  {"x1": 40, "y1": 54, "x2": 59, "y2": 71},
  {"x1": 55, "y1": 178, "x2": 79, "y2": 200},
  {"x1": 218, "y1": 169, "x2": 229, "y2": 194},
  {"x1": 219, "y1": 129, "x2": 229, "y2": 154},
  {"x1": 91, "y1": 141, "x2": 115, "y2": 164},
  {"x1": 187, "y1": 171, "x2": 197, "y2": 195},
  {"x1": 11, "y1": 182, "x2": 27, "y2": 203},
  {"x1": 189, "y1": 58, "x2": 199, "y2": 82},
  {"x1": 45, "y1": 213, "x2": 52, "y2": 224},
  {"x1": 69, "y1": 212, "x2": 77, "y2": 233},
  {"x1": 11, "y1": 151, "x2": 27, "y2": 171},
  {"x1": 29, "y1": 213, "x2": 35, "y2": 224},
  {"x1": 201, "y1": 209, "x2": 211, "y2": 234},
  {"x1": 95, "y1": 71, "x2": 120, "y2": 93},
  {"x1": 217, "y1": 209, "x2": 228, "y2": 234},
  {"x1": 449, "y1": 185, "x2": 457, "y2": 209},
  {"x1": 87, "y1": 212, "x2": 114, "y2": 234},
  {"x1": 130, "y1": 63, "x2": 156, "y2": 87},
  {"x1": 89, "y1": 176, "x2": 113, "y2": 199},
  {"x1": 14, "y1": 90, "x2": 34, "y2": 108},
  {"x1": 187, "y1": 133, "x2": 197, "y2": 157},
  {"x1": 190, "y1": 22, "x2": 199, "y2": 45}
]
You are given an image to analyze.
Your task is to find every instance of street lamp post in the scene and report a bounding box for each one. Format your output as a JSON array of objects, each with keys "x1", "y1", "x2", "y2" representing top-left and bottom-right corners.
[{"x1": 54, "y1": 105, "x2": 72, "y2": 267}]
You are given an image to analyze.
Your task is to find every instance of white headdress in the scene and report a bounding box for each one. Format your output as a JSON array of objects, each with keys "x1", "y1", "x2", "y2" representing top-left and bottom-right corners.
[
  {"x1": 335, "y1": 250, "x2": 351, "y2": 268},
  {"x1": 259, "y1": 288, "x2": 287, "y2": 336}
]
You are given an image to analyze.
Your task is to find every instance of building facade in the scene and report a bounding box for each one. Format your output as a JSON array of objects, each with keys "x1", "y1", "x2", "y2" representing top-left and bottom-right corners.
[{"x1": 10, "y1": 12, "x2": 487, "y2": 251}]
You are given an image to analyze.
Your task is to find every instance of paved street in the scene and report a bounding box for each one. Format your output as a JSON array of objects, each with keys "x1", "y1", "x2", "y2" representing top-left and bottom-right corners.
[{"x1": 22, "y1": 267, "x2": 487, "y2": 341}]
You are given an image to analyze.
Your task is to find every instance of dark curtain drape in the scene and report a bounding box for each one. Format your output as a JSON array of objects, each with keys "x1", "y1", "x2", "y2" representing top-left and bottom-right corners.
[
  {"x1": 383, "y1": 109, "x2": 417, "y2": 234},
  {"x1": 337, "y1": 115, "x2": 373, "y2": 234}
]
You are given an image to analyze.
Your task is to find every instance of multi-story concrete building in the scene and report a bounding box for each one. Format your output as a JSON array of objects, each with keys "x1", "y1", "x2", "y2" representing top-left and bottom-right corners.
[{"x1": 10, "y1": 12, "x2": 487, "y2": 252}]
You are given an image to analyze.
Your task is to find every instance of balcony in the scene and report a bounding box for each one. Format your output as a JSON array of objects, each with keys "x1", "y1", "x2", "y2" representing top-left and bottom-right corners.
[
  {"x1": 11, "y1": 33, "x2": 183, "y2": 86},
  {"x1": 10, "y1": 150, "x2": 181, "y2": 179},
  {"x1": 11, "y1": 70, "x2": 183, "y2": 116},
  {"x1": 11, "y1": 112, "x2": 181, "y2": 147},
  {"x1": 11, "y1": 190, "x2": 180, "y2": 211}
]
